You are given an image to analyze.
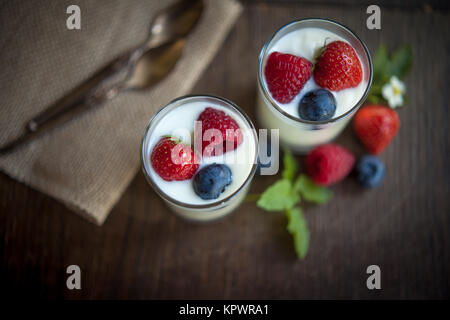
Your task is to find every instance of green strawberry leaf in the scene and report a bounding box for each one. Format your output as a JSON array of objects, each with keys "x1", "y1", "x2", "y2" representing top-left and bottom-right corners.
[
  {"x1": 366, "y1": 43, "x2": 413, "y2": 106},
  {"x1": 161, "y1": 135, "x2": 183, "y2": 145},
  {"x1": 372, "y1": 44, "x2": 389, "y2": 85},
  {"x1": 294, "y1": 174, "x2": 332, "y2": 204},
  {"x1": 367, "y1": 83, "x2": 384, "y2": 104},
  {"x1": 282, "y1": 148, "x2": 298, "y2": 182},
  {"x1": 257, "y1": 179, "x2": 300, "y2": 211},
  {"x1": 367, "y1": 94, "x2": 381, "y2": 104},
  {"x1": 286, "y1": 207, "x2": 309, "y2": 259},
  {"x1": 369, "y1": 83, "x2": 382, "y2": 95},
  {"x1": 245, "y1": 193, "x2": 261, "y2": 202},
  {"x1": 388, "y1": 44, "x2": 413, "y2": 80}
]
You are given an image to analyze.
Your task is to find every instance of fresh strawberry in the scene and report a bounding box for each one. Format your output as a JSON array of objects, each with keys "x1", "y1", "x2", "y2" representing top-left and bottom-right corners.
[
  {"x1": 264, "y1": 51, "x2": 312, "y2": 103},
  {"x1": 353, "y1": 104, "x2": 400, "y2": 154},
  {"x1": 197, "y1": 107, "x2": 243, "y2": 156},
  {"x1": 151, "y1": 137, "x2": 199, "y2": 181},
  {"x1": 313, "y1": 41, "x2": 362, "y2": 91},
  {"x1": 306, "y1": 143, "x2": 355, "y2": 186}
]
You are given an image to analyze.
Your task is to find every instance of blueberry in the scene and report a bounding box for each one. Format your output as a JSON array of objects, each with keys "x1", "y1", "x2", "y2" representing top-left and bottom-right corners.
[
  {"x1": 356, "y1": 155, "x2": 385, "y2": 188},
  {"x1": 298, "y1": 89, "x2": 336, "y2": 121},
  {"x1": 193, "y1": 164, "x2": 232, "y2": 200}
]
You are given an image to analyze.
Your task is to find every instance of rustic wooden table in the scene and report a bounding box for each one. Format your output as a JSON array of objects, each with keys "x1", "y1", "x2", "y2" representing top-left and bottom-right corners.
[{"x1": 1, "y1": 1, "x2": 449, "y2": 299}]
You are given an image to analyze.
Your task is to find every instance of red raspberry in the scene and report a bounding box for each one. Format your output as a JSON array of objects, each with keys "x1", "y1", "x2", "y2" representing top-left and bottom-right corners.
[
  {"x1": 197, "y1": 107, "x2": 243, "y2": 157},
  {"x1": 313, "y1": 41, "x2": 362, "y2": 91},
  {"x1": 306, "y1": 143, "x2": 355, "y2": 186},
  {"x1": 353, "y1": 104, "x2": 400, "y2": 155},
  {"x1": 151, "y1": 137, "x2": 199, "y2": 181},
  {"x1": 264, "y1": 51, "x2": 312, "y2": 104}
]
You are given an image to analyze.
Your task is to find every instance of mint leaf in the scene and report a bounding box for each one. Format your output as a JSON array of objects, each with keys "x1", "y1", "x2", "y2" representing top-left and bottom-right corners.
[
  {"x1": 257, "y1": 179, "x2": 300, "y2": 211},
  {"x1": 294, "y1": 174, "x2": 332, "y2": 204},
  {"x1": 286, "y1": 207, "x2": 309, "y2": 259},
  {"x1": 388, "y1": 44, "x2": 413, "y2": 79},
  {"x1": 282, "y1": 148, "x2": 298, "y2": 182},
  {"x1": 372, "y1": 44, "x2": 389, "y2": 85}
]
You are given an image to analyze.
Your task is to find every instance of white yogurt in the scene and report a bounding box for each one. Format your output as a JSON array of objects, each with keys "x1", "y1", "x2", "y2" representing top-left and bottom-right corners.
[
  {"x1": 257, "y1": 23, "x2": 371, "y2": 154},
  {"x1": 142, "y1": 97, "x2": 257, "y2": 221}
]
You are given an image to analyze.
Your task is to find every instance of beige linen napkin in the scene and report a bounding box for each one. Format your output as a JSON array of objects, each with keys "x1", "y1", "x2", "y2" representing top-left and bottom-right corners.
[{"x1": 0, "y1": 0, "x2": 242, "y2": 224}]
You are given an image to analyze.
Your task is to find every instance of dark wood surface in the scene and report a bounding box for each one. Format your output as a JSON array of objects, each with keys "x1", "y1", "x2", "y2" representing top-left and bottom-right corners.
[{"x1": 1, "y1": 2, "x2": 449, "y2": 299}]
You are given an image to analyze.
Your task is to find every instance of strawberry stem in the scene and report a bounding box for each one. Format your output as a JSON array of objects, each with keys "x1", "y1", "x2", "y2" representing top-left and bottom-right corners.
[{"x1": 161, "y1": 135, "x2": 183, "y2": 145}]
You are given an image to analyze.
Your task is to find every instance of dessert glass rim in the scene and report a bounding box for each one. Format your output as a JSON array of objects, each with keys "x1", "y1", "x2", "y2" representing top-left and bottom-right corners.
[
  {"x1": 258, "y1": 18, "x2": 373, "y2": 126},
  {"x1": 141, "y1": 94, "x2": 259, "y2": 210}
]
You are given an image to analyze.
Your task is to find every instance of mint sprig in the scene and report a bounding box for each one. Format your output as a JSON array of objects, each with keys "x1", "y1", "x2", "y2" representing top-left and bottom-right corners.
[
  {"x1": 254, "y1": 149, "x2": 331, "y2": 259},
  {"x1": 257, "y1": 179, "x2": 299, "y2": 211},
  {"x1": 294, "y1": 174, "x2": 331, "y2": 204},
  {"x1": 286, "y1": 207, "x2": 309, "y2": 259},
  {"x1": 281, "y1": 147, "x2": 298, "y2": 181}
]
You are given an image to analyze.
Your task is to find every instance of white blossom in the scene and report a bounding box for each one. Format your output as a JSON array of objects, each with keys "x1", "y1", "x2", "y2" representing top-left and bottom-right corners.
[{"x1": 382, "y1": 76, "x2": 405, "y2": 108}]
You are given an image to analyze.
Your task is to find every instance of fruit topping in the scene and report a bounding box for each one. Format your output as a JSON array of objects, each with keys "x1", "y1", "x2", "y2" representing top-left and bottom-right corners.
[
  {"x1": 314, "y1": 40, "x2": 363, "y2": 91},
  {"x1": 265, "y1": 51, "x2": 312, "y2": 103},
  {"x1": 193, "y1": 164, "x2": 232, "y2": 200},
  {"x1": 197, "y1": 107, "x2": 243, "y2": 157},
  {"x1": 298, "y1": 89, "x2": 336, "y2": 121},
  {"x1": 151, "y1": 137, "x2": 199, "y2": 181}
]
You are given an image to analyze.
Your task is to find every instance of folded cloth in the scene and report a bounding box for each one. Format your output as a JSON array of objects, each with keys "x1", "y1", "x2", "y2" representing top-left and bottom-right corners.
[{"x1": 0, "y1": 0, "x2": 242, "y2": 224}]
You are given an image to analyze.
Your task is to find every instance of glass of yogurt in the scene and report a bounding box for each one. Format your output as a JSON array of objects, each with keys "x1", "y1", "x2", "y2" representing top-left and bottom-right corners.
[
  {"x1": 257, "y1": 18, "x2": 373, "y2": 153},
  {"x1": 141, "y1": 95, "x2": 258, "y2": 222}
]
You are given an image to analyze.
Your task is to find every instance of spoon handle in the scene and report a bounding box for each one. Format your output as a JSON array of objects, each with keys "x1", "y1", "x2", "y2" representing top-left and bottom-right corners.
[
  {"x1": 0, "y1": 53, "x2": 134, "y2": 155},
  {"x1": 27, "y1": 52, "x2": 132, "y2": 132},
  {"x1": 0, "y1": 97, "x2": 92, "y2": 155}
]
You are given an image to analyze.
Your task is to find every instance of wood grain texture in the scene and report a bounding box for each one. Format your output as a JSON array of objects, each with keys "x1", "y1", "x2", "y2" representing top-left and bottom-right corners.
[{"x1": 1, "y1": 2, "x2": 449, "y2": 299}]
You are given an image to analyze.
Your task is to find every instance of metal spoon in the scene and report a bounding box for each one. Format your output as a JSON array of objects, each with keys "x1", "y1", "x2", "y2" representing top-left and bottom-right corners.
[
  {"x1": 89, "y1": 39, "x2": 185, "y2": 104},
  {"x1": 0, "y1": 0, "x2": 203, "y2": 154},
  {"x1": 146, "y1": 0, "x2": 204, "y2": 49}
]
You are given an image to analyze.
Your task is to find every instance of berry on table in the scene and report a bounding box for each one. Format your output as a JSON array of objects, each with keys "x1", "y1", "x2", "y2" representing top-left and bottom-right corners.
[
  {"x1": 355, "y1": 155, "x2": 385, "y2": 188},
  {"x1": 193, "y1": 164, "x2": 232, "y2": 200},
  {"x1": 298, "y1": 89, "x2": 336, "y2": 121},
  {"x1": 353, "y1": 104, "x2": 400, "y2": 155},
  {"x1": 264, "y1": 51, "x2": 312, "y2": 104},
  {"x1": 306, "y1": 143, "x2": 355, "y2": 186}
]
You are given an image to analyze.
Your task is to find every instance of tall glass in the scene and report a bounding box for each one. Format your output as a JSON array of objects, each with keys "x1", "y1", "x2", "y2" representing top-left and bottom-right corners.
[
  {"x1": 141, "y1": 95, "x2": 259, "y2": 222},
  {"x1": 256, "y1": 18, "x2": 373, "y2": 153}
]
